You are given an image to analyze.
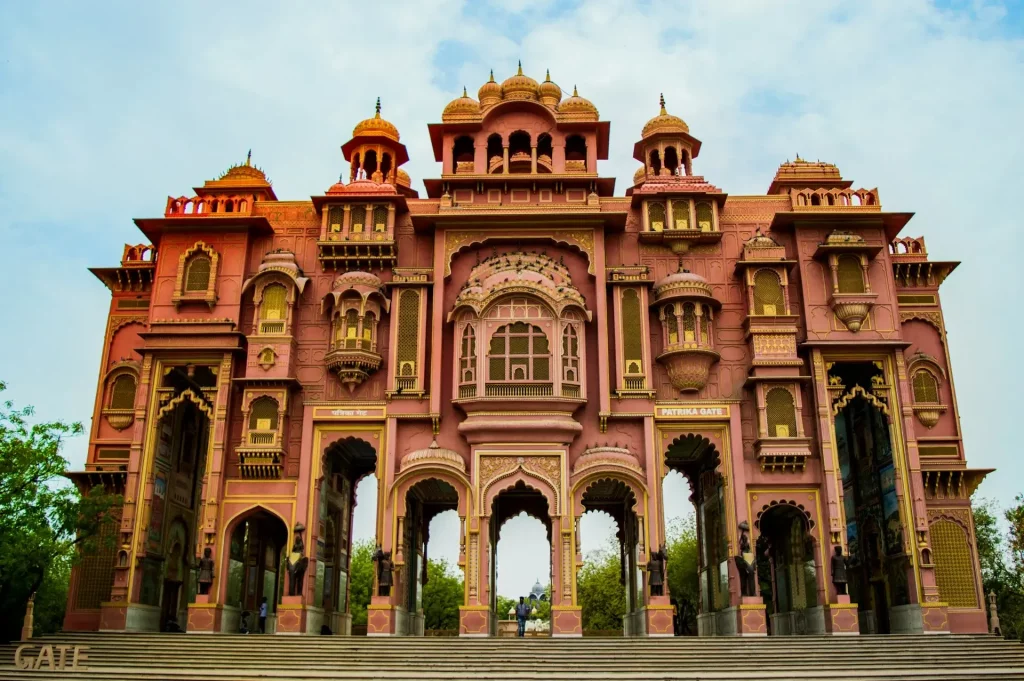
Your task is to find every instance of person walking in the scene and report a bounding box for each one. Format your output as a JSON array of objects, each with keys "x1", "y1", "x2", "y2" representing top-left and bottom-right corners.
[
  {"x1": 258, "y1": 597, "x2": 268, "y2": 634},
  {"x1": 514, "y1": 596, "x2": 531, "y2": 638}
]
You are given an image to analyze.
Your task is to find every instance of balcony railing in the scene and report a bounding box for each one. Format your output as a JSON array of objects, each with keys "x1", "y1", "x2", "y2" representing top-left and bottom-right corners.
[
  {"x1": 247, "y1": 430, "x2": 276, "y2": 446},
  {"x1": 331, "y1": 338, "x2": 378, "y2": 353},
  {"x1": 395, "y1": 376, "x2": 418, "y2": 392},
  {"x1": 623, "y1": 376, "x2": 647, "y2": 391},
  {"x1": 459, "y1": 384, "x2": 477, "y2": 399},
  {"x1": 259, "y1": 320, "x2": 286, "y2": 335}
]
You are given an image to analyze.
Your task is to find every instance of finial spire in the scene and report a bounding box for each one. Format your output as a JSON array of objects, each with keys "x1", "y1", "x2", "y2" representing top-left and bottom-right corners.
[
  {"x1": 572, "y1": 84, "x2": 578, "y2": 96},
  {"x1": 517, "y1": 60, "x2": 523, "y2": 76},
  {"x1": 375, "y1": 97, "x2": 381, "y2": 117},
  {"x1": 659, "y1": 93, "x2": 667, "y2": 115},
  {"x1": 245, "y1": 149, "x2": 252, "y2": 166},
  {"x1": 545, "y1": 68, "x2": 551, "y2": 82},
  {"x1": 489, "y1": 69, "x2": 495, "y2": 82},
  {"x1": 462, "y1": 85, "x2": 468, "y2": 97},
  {"x1": 795, "y1": 152, "x2": 803, "y2": 162}
]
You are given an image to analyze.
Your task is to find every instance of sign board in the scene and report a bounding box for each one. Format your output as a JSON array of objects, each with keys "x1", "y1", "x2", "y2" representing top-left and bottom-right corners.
[
  {"x1": 312, "y1": 406, "x2": 386, "y2": 421},
  {"x1": 655, "y1": 405, "x2": 731, "y2": 420},
  {"x1": 13, "y1": 644, "x2": 89, "y2": 672}
]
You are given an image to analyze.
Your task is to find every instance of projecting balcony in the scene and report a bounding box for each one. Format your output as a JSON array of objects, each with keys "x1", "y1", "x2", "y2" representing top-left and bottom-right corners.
[
  {"x1": 657, "y1": 343, "x2": 720, "y2": 393},
  {"x1": 325, "y1": 339, "x2": 383, "y2": 392},
  {"x1": 454, "y1": 379, "x2": 585, "y2": 443}
]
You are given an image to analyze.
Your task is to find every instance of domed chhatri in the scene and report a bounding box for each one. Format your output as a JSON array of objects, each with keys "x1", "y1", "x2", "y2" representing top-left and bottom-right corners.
[
  {"x1": 442, "y1": 87, "x2": 482, "y2": 123},
  {"x1": 478, "y1": 69, "x2": 502, "y2": 106},
  {"x1": 353, "y1": 97, "x2": 400, "y2": 142},
  {"x1": 653, "y1": 268, "x2": 717, "y2": 305},
  {"x1": 538, "y1": 69, "x2": 562, "y2": 106},
  {"x1": 642, "y1": 93, "x2": 689, "y2": 139},
  {"x1": 558, "y1": 85, "x2": 599, "y2": 121},
  {"x1": 501, "y1": 61, "x2": 540, "y2": 101}
]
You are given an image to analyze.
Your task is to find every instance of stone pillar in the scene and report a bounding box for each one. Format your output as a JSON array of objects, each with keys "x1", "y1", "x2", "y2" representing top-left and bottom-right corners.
[
  {"x1": 502, "y1": 146, "x2": 509, "y2": 174},
  {"x1": 530, "y1": 146, "x2": 538, "y2": 174}
]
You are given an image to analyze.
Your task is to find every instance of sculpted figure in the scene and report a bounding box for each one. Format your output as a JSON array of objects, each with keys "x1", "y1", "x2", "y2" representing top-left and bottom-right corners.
[
  {"x1": 734, "y1": 521, "x2": 757, "y2": 598},
  {"x1": 372, "y1": 545, "x2": 393, "y2": 597},
  {"x1": 831, "y1": 545, "x2": 849, "y2": 595},
  {"x1": 647, "y1": 544, "x2": 667, "y2": 597},
  {"x1": 286, "y1": 524, "x2": 309, "y2": 597},
  {"x1": 197, "y1": 547, "x2": 214, "y2": 595}
]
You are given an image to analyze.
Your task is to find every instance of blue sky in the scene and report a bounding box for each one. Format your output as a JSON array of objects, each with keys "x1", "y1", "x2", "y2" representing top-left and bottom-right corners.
[{"x1": 2, "y1": 0, "x2": 1022, "y2": 600}]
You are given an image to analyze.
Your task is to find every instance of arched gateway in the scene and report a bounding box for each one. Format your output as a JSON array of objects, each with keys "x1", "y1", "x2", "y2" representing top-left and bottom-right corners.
[{"x1": 67, "y1": 67, "x2": 987, "y2": 638}]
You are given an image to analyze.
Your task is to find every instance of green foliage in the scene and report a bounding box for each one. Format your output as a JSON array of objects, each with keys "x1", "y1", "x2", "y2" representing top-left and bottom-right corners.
[
  {"x1": 422, "y1": 558, "x2": 463, "y2": 630},
  {"x1": 666, "y1": 515, "x2": 699, "y2": 635},
  {"x1": 577, "y1": 539, "x2": 626, "y2": 631},
  {"x1": 32, "y1": 553, "x2": 71, "y2": 636},
  {"x1": 349, "y1": 539, "x2": 374, "y2": 626},
  {"x1": 496, "y1": 595, "x2": 517, "y2": 620},
  {"x1": 974, "y1": 497, "x2": 1024, "y2": 640},
  {"x1": 0, "y1": 381, "x2": 121, "y2": 642}
]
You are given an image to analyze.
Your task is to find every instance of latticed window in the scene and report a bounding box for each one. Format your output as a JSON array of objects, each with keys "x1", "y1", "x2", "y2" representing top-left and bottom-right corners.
[
  {"x1": 258, "y1": 283, "x2": 287, "y2": 334},
  {"x1": 765, "y1": 387, "x2": 798, "y2": 438},
  {"x1": 682, "y1": 303, "x2": 696, "y2": 342},
  {"x1": 372, "y1": 205, "x2": 388, "y2": 231},
  {"x1": 753, "y1": 270, "x2": 785, "y2": 315},
  {"x1": 700, "y1": 305, "x2": 711, "y2": 344},
  {"x1": 328, "y1": 206, "x2": 344, "y2": 232},
  {"x1": 109, "y1": 374, "x2": 137, "y2": 410},
  {"x1": 562, "y1": 325, "x2": 580, "y2": 383},
  {"x1": 248, "y1": 397, "x2": 279, "y2": 431},
  {"x1": 350, "y1": 205, "x2": 367, "y2": 232},
  {"x1": 185, "y1": 255, "x2": 211, "y2": 292},
  {"x1": 696, "y1": 202, "x2": 714, "y2": 231},
  {"x1": 930, "y1": 519, "x2": 979, "y2": 608},
  {"x1": 621, "y1": 289, "x2": 644, "y2": 374},
  {"x1": 75, "y1": 509, "x2": 120, "y2": 609},
  {"x1": 912, "y1": 370, "x2": 940, "y2": 404},
  {"x1": 671, "y1": 200, "x2": 690, "y2": 230},
  {"x1": 664, "y1": 306, "x2": 679, "y2": 345},
  {"x1": 344, "y1": 309, "x2": 359, "y2": 348},
  {"x1": 396, "y1": 290, "x2": 420, "y2": 377},
  {"x1": 648, "y1": 202, "x2": 666, "y2": 231},
  {"x1": 362, "y1": 312, "x2": 376, "y2": 348},
  {"x1": 460, "y1": 325, "x2": 477, "y2": 384},
  {"x1": 836, "y1": 254, "x2": 865, "y2": 294},
  {"x1": 488, "y1": 322, "x2": 550, "y2": 381}
]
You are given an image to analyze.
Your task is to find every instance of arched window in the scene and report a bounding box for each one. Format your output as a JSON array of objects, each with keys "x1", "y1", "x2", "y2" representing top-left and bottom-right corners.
[
  {"x1": 664, "y1": 146, "x2": 679, "y2": 175},
  {"x1": 396, "y1": 290, "x2": 420, "y2": 378},
  {"x1": 344, "y1": 309, "x2": 359, "y2": 348},
  {"x1": 248, "y1": 396, "x2": 279, "y2": 431},
  {"x1": 185, "y1": 254, "x2": 211, "y2": 292},
  {"x1": 753, "y1": 270, "x2": 785, "y2": 315},
  {"x1": 671, "y1": 200, "x2": 689, "y2": 230},
  {"x1": 537, "y1": 134, "x2": 553, "y2": 169},
  {"x1": 765, "y1": 388, "x2": 798, "y2": 438},
  {"x1": 453, "y1": 136, "x2": 474, "y2": 171},
  {"x1": 362, "y1": 312, "x2": 376, "y2": 348},
  {"x1": 930, "y1": 519, "x2": 979, "y2": 608},
  {"x1": 363, "y1": 150, "x2": 378, "y2": 177},
  {"x1": 836, "y1": 254, "x2": 865, "y2": 294},
  {"x1": 648, "y1": 202, "x2": 666, "y2": 231},
  {"x1": 682, "y1": 303, "x2": 696, "y2": 342},
  {"x1": 259, "y1": 284, "x2": 287, "y2": 334},
  {"x1": 562, "y1": 325, "x2": 580, "y2": 383},
  {"x1": 109, "y1": 374, "x2": 137, "y2": 410},
  {"x1": 696, "y1": 202, "x2": 714, "y2": 232},
  {"x1": 912, "y1": 370, "x2": 940, "y2": 404},
  {"x1": 488, "y1": 322, "x2": 549, "y2": 381},
  {"x1": 664, "y1": 305, "x2": 679, "y2": 345},
  {"x1": 460, "y1": 324, "x2": 477, "y2": 384},
  {"x1": 327, "y1": 206, "x2": 344, "y2": 233},
  {"x1": 621, "y1": 289, "x2": 643, "y2": 374},
  {"x1": 372, "y1": 205, "x2": 388, "y2": 232},
  {"x1": 380, "y1": 153, "x2": 392, "y2": 180},
  {"x1": 487, "y1": 133, "x2": 503, "y2": 173},
  {"x1": 565, "y1": 135, "x2": 587, "y2": 169},
  {"x1": 350, "y1": 205, "x2": 366, "y2": 233},
  {"x1": 699, "y1": 304, "x2": 711, "y2": 343},
  {"x1": 648, "y1": 149, "x2": 662, "y2": 176}
]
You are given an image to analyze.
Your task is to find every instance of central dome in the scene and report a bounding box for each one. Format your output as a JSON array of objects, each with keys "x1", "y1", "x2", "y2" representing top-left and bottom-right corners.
[
  {"x1": 353, "y1": 98, "x2": 400, "y2": 142},
  {"x1": 558, "y1": 86, "x2": 599, "y2": 121},
  {"x1": 442, "y1": 87, "x2": 481, "y2": 122},
  {"x1": 501, "y1": 62, "x2": 540, "y2": 101},
  {"x1": 642, "y1": 94, "x2": 689, "y2": 139}
]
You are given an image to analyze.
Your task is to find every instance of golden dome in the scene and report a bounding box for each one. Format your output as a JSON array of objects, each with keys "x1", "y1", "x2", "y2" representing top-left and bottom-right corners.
[
  {"x1": 558, "y1": 85, "x2": 599, "y2": 121},
  {"x1": 442, "y1": 87, "x2": 482, "y2": 122},
  {"x1": 632, "y1": 166, "x2": 647, "y2": 185},
  {"x1": 395, "y1": 168, "x2": 411, "y2": 188},
  {"x1": 538, "y1": 69, "x2": 562, "y2": 106},
  {"x1": 218, "y1": 150, "x2": 269, "y2": 183},
  {"x1": 642, "y1": 94, "x2": 689, "y2": 139},
  {"x1": 501, "y1": 61, "x2": 540, "y2": 101},
  {"x1": 353, "y1": 98, "x2": 400, "y2": 142},
  {"x1": 478, "y1": 70, "x2": 502, "y2": 107}
]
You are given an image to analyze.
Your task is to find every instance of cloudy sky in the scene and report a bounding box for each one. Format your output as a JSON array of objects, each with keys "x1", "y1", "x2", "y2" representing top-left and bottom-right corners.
[{"x1": 2, "y1": 1, "x2": 1022, "y2": 601}]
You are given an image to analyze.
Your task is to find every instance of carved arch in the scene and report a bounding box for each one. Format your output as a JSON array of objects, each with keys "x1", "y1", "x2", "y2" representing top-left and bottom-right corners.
[
  {"x1": 832, "y1": 384, "x2": 890, "y2": 417},
  {"x1": 172, "y1": 241, "x2": 219, "y2": 310},
  {"x1": 753, "y1": 498, "x2": 815, "y2": 531},
  {"x1": 157, "y1": 388, "x2": 214, "y2": 420},
  {"x1": 443, "y1": 230, "x2": 596, "y2": 277}
]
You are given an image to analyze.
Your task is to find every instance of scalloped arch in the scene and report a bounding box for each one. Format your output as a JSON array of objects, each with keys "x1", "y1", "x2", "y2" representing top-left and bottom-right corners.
[
  {"x1": 444, "y1": 230, "x2": 596, "y2": 277},
  {"x1": 832, "y1": 384, "x2": 890, "y2": 417}
]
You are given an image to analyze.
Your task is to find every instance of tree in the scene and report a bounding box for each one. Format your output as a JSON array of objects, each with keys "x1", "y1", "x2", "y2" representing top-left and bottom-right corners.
[
  {"x1": 665, "y1": 515, "x2": 699, "y2": 635},
  {"x1": 496, "y1": 595, "x2": 517, "y2": 621},
  {"x1": 577, "y1": 539, "x2": 627, "y2": 631},
  {"x1": 422, "y1": 558, "x2": 463, "y2": 631},
  {"x1": 348, "y1": 539, "x2": 374, "y2": 626},
  {"x1": 0, "y1": 381, "x2": 120, "y2": 642},
  {"x1": 973, "y1": 497, "x2": 1024, "y2": 640}
]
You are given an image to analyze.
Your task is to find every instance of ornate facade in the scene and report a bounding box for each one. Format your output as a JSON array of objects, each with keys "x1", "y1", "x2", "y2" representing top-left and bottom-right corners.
[{"x1": 66, "y1": 68, "x2": 989, "y2": 637}]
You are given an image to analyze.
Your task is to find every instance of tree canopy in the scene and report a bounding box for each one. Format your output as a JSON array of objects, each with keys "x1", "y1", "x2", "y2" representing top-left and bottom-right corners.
[
  {"x1": 577, "y1": 539, "x2": 627, "y2": 631},
  {"x1": 665, "y1": 515, "x2": 700, "y2": 635},
  {"x1": 0, "y1": 381, "x2": 120, "y2": 642},
  {"x1": 974, "y1": 497, "x2": 1024, "y2": 640}
]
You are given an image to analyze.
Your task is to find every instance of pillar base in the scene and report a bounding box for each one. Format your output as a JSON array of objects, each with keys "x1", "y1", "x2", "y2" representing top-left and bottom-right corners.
[
  {"x1": 642, "y1": 604, "x2": 675, "y2": 636},
  {"x1": 275, "y1": 596, "x2": 324, "y2": 635},
  {"x1": 186, "y1": 595, "x2": 223, "y2": 633},
  {"x1": 99, "y1": 602, "x2": 159, "y2": 632},
  {"x1": 824, "y1": 595, "x2": 860, "y2": 635},
  {"x1": 330, "y1": 612, "x2": 352, "y2": 635},
  {"x1": 737, "y1": 597, "x2": 768, "y2": 636},
  {"x1": 921, "y1": 602, "x2": 951, "y2": 633},
  {"x1": 551, "y1": 606, "x2": 582, "y2": 637},
  {"x1": 458, "y1": 606, "x2": 491, "y2": 637},
  {"x1": 366, "y1": 603, "x2": 396, "y2": 636}
]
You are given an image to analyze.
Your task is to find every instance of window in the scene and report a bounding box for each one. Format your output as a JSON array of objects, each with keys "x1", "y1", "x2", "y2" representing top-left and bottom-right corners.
[
  {"x1": 696, "y1": 202, "x2": 714, "y2": 232},
  {"x1": 248, "y1": 397, "x2": 279, "y2": 431},
  {"x1": 373, "y1": 205, "x2": 388, "y2": 232},
  {"x1": 350, "y1": 205, "x2": 366, "y2": 233},
  {"x1": 682, "y1": 303, "x2": 696, "y2": 342},
  {"x1": 621, "y1": 289, "x2": 643, "y2": 374},
  {"x1": 700, "y1": 304, "x2": 711, "y2": 343},
  {"x1": 488, "y1": 322, "x2": 550, "y2": 381},
  {"x1": 328, "y1": 206, "x2": 343, "y2": 233},
  {"x1": 109, "y1": 374, "x2": 137, "y2": 410},
  {"x1": 912, "y1": 370, "x2": 940, "y2": 404},
  {"x1": 753, "y1": 270, "x2": 785, "y2": 315},
  {"x1": 363, "y1": 312, "x2": 376, "y2": 348},
  {"x1": 185, "y1": 255, "x2": 211, "y2": 292},
  {"x1": 765, "y1": 388, "x2": 798, "y2": 438},
  {"x1": 930, "y1": 519, "x2": 979, "y2": 608},
  {"x1": 562, "y1": 325, "x2": 580, "y2": 382},
  {"x1": 396, "y1": 290, "x2": 420, "y2": 378},
  {"x1": 460, "y1": 325, "x2": 477, "y2": 384},
  {"x1": 671, "y1": 200, "x2": 689, "y2": 230},
  {"x1": 259, "y1": 284, "x2": 287, "y2": 334},
  {"x1": 648, "y1": 202, "x2": 666, "y2": 231},
  {"x1": 664, "y1": 306, "x2": 679, "y2": 345},
  {"x1": 344, "y1": 309, "x2": 359, "y2": 348},
  {"x1": 836, "y1": 254, "x2": 865, "y2": 294}
]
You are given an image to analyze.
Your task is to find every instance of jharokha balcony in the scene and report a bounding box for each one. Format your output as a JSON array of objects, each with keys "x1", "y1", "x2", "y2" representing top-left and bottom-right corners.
[
  {"x1": 325, "y1": 338, "x2": 382, "y2": 392},
  {"x1": 322, "y1": 271, "x2": 389, "y2": 392},
  {"x1": 653, "y1": 269, "x2": 721, "y2": 392}
]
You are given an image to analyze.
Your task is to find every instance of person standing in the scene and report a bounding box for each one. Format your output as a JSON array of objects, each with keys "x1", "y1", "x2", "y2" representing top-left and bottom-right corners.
[
  {"x1": 259, "y1": 597, "x2": 268, "y2": 634},
  {"x1": 515, "y1": 597, "x2": 530, "y2": 638}
]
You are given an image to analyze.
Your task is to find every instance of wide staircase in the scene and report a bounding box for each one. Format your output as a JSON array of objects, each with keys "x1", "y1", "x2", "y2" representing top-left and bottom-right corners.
[{"x1": 2, "y1": 633, "x2": 1023, "y2": 680}]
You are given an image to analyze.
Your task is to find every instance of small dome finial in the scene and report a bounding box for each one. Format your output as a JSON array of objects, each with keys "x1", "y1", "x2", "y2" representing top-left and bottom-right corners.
[
  {"x1": 572, "y1": 84, "x2": 579, "y2": 96},
  {"x1": 517, "y1": 60, "x2": 523, "y2": 75},
  {"x1": 462, "y1": 85, "x2": 468, "y2": 97},
  {"x1": 375, "y1": 97, "x2": 381, "y2": 117},
  {"x1": 545, "y1": 68, "x2": 551, "y2": 82},
  {"x1": 659, "y1": 93, "x2": 667, "y2": 115},
  {"x1": 489, "y1": 69, "x2": 495, "y2": 82},
  {"x1": 245, "y1": 149, "x2": 252, "y2": 166}
]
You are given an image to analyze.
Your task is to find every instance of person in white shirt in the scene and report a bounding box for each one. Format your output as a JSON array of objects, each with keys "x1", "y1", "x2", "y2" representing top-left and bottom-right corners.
[{"x1": 259, "y1": 597, "x2": 269, "y2": 633}]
